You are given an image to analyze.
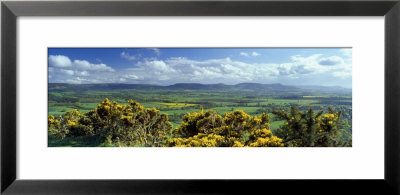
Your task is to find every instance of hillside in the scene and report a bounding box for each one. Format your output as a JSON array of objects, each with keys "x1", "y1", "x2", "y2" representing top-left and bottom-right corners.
[{"x1": 48, "y1": 83, "x2": 351, "y2": 95}]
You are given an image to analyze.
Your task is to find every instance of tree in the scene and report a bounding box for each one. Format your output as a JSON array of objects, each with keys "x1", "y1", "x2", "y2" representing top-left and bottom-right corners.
[
  {"x1": 119, "y1": 100, "x2": 172, "y2": 147},
  {"x1": 48, "y1": 98, "x2": 173, "y2": 147},
  {"x1": 247, "y1": 128, "x2": 284, "y2": 147},
  {"x1": 273, "y1": 107, "x2": 345, "y2": 147},
  {"x1": 48, "y1": 109, "x2": 92, "y2": 139},
  {"x1": 173, "y1": 108, "x2": 223, "y2": 138},
  {"x1": 48, "y1": 115, "x2": 65, "y2": 139},
  {"x1": 169, "y1": 109, "x2": 283, "y2": 147},
  {"x1": 168, "y1": 133, "x2": 226, "y2": 147},
  {"x1": 91, "y1": 99, "x2": 172, "y2": 146}
]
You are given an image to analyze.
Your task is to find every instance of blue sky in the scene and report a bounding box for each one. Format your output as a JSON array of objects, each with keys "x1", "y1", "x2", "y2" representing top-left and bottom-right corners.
[{"x1": 48, "y1": 48, "x2": 352, "y2": 88}]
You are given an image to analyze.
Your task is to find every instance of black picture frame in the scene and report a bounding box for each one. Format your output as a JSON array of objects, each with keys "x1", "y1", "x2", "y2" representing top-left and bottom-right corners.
[{"x1": 1, "y1": 0, "x2": 399, "y2": 194}]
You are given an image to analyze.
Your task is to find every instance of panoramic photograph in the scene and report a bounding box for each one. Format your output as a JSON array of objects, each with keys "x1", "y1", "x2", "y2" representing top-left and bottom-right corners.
[{"x1": 48, "y1": 48, "x2": 352, "y2": 147}]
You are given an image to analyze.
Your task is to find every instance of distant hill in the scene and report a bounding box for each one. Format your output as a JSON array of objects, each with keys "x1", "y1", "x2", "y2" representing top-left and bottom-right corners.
[
  {"x1": 48, "y1": 83, "x2": 163, "y2": 91},
  {"x1": 166, "y1": 83, "x2": 228, "y2": 90},
  {"x1": 48, "y1": 83, "x2": 351, "y2": 95}
]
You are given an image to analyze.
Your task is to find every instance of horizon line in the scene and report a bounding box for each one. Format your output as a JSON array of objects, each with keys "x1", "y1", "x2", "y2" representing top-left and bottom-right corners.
[{"x1": 48, "y1": 82, "x2": 352, "y2": 89}]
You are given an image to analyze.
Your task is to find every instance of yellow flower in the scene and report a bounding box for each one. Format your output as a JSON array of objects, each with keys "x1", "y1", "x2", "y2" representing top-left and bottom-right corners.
[{"x1": 67, "y1": 120, "x2": 76, "y2": 126}]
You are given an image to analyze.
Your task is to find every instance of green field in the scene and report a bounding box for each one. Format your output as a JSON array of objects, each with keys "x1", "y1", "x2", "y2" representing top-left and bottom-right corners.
[{"x1": 48, "y1": 83, "x2": 352, "y2": 135}]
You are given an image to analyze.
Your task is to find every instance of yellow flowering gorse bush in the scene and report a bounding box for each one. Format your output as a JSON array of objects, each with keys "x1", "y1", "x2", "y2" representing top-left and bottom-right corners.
[
  {"x1": 49, "y1": 99, "x2": 345, "y2": 147},
  {"x1": 168, "y1": 109, "x2": 283, "y2": 147}
]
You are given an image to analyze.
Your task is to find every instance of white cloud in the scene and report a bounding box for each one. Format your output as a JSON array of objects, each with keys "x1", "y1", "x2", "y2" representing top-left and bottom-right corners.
[
  {"x1": 49, "y1": 55, "x2": 115, "y2": 72},
  {"x1": 318, "y1": 56, "x2": 344, "y2": 66},
  {"x1": 73, "y1": 60, "x2": 91, "y2": 69},
  {"x1": 340, "y1": 48, "x2": 352, "y2": 57},
  {"x1": 49, "y1": 55, "x2": 72, "y2": 68},
  {"x1": 48, "y1": 55, "x2": 116, "y2": 84},
  {"x1": 240, "y1": 52, "x2": 261, "y2": 57},
  {"x1": 120, "y1": 51, "x2": 138, "y2": 60},
  {"x1": 73, "y1": 60, "x2": 115, "y2": 72},
  {"x1": 143, "y1": 60, "x2": 172, "y2": 72},
  {"x1": 332, "y1": 71, "x2": 352, "y2": 78},
  {"x1": 240, "y1": 52, "x2": 249, "y2": 57},
  {"x1": 66, "y1": 77, "x2": 105, "y2": 84},
  {"x1": 124, "y1": 54, "x2": 343, "y2": 84},
  {"x1": 124, "y1": 74, "x2": 140, "y2": 80},
  {"x1": 152, "y1": 48, "x2": 161, "y2": 56},
  {"x1": 49, "y1": 52, "x2": 352, "y2": 86},
  {"x1": 59, "y1": 69, "x2": 74, "y2": 76},
  {"x1": 66, "y1": 77, "x2": 87, "y2": 84},
  {"x1": 76, "y1": 71, "x2": 90, "y2": 76}
]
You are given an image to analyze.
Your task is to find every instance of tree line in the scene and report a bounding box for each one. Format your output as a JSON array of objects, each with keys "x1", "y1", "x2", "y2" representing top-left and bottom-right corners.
[{"x1": 48, "y1": 98, "x2": 351, "y2": 147}]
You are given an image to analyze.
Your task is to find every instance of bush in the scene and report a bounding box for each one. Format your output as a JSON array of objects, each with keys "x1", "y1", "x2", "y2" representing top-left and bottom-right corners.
[
  {"x1": 273, "y1": 107, "x2": 348, "y2": 147},
  {"x1": 169, "y1": 109, "x2": 283, "y2": 147},
  {"x1": 48, "y1": 98, "x2": 172, "y2": 147}
]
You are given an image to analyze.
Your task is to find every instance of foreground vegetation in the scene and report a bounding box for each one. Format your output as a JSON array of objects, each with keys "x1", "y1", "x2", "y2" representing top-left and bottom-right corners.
[
  {"x1": 49, "y1": 83, "x2": 352, "y2": 131},
  {"x1": 49, "y1": 98, "x2": 351, "y2": 147}
]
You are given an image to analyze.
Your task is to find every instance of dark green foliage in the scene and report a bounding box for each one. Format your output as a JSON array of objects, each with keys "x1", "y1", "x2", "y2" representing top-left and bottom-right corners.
[
  {"x1": 48, "y1": 83, "x2": 352, "y2": 147},
  {"x1": 273, "y1": 107, "x2": 350, "y2": 147},
  {"x1": 49, "y1": 99, "x2": 172, "y2": 147}
]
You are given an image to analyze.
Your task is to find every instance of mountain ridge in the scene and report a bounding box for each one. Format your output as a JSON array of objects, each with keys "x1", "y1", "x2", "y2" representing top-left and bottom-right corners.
[{"x1": 48, "y1": 82, "x2": 351, "y2": 94}]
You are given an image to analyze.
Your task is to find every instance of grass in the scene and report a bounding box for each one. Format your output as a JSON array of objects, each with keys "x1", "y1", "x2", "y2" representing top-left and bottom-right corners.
[
  {"x1": 270, "y1": 120, "x2": 285, "y2": 133},
  {"x1": 159, "y1": 102, "x2": 197, "y2": 108},
  {"x1": 161, "y1": 109, "x2": 200, "y2": 116},
  {"x1": 49, "y1": 93, "x2": 350, "y2": 127},
  {"x1": 46, "y1": 85, "x2": 353, "y2": 148},
  {"x1": 48, "y1": 88, "x2": 352, "y2": 140},
  {"x1": 303, "y1": 96, "x2": 327, "y2": 98},
  {"x1": 48, "y1": 134, "x2": 103, "y2": 147}
]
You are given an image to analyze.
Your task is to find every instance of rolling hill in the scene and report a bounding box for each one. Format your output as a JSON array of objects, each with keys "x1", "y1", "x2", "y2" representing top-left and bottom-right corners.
[{"x1": 48, "y1": 82, "x2": 351, "y2": 95}]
